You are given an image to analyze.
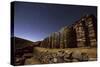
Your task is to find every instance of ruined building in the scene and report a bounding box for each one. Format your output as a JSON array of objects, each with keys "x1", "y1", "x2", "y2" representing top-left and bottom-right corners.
[
  {"x1": 73, "y1": 14, "x2": 97, "y2": 47},
  {"x1": 40, "y1": 14, "x2": 97, "y2": 48}
]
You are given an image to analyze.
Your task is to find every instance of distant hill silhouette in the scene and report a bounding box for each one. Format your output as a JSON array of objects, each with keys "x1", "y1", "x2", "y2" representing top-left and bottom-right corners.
[{"x1": 11, "y1": 37, "x2": 40, "y2": 49}]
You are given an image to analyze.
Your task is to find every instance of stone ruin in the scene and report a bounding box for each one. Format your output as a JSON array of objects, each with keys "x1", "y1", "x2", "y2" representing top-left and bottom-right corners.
[
  {"x1": 40, "y1": 14, "x2": 97, "y2": 48},
  {"x1": 14, "y1": 14, "x2": 97, "y2": 65}
]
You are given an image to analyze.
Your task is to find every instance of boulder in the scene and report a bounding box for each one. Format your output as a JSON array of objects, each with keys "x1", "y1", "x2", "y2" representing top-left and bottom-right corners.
[{"x1": 72, "y1": 51, "x2": 82, "y2": 61}]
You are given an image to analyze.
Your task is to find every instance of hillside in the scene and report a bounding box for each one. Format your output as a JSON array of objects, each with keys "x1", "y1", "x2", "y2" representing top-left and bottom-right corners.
[{"x1": 11, "y1": 37, "x2": 40, "y2": 49}]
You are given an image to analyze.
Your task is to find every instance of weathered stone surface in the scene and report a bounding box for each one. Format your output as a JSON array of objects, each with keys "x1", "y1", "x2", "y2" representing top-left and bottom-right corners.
[
  {"x1": 88, "y1": 58, "x2": 97, "y2": 61},
  {"x1": 64, "y1": 58, "x2": 71, "y2": 62},
  {"x1": 72, "y1": 59, "x2": 79, "y2": 62},
  {"x1": 81, "y1": 52, "x2": 89, "y2": 61},
  {"x1": 15, "y1": 57, "x2": 25, "y2": 65},
  {"x1": 23, "y1": 53, "x2": 33, "y2": 58},
  {"x1": 72, "y1": 51, "x2": 82, "y2": 61},
  {"x1": 52, "y1": 57, "x2": 58, "y2": 63}
]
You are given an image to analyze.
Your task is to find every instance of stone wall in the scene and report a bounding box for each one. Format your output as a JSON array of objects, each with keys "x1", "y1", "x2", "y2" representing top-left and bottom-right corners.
[
  {"x1": 40, "y1": 14, "x2": 97, "y2": 48},
  {"x1": 73, "y1": 15, "x2": 97, "y2": 47}
]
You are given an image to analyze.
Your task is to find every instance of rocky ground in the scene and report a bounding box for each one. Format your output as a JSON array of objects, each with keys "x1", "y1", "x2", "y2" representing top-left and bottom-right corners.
[
  {"x1": 15, "y1": 47, "x2": 97, "y2": 65},
  {"x1": 33, "y1": 47, "x2": 97, "y2": 64}
]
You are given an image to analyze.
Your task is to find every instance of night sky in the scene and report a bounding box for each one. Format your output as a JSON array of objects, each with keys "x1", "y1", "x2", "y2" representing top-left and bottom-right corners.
[{"x1": 13, "y1": 1, "x2": 97, "y2": 42}]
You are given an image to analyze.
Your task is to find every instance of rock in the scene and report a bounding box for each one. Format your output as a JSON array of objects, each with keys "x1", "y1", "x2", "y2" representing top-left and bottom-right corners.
[
  {"x1": 49, "y1": 60, "x2": 53, "y2": 64},
  {"x1": 64, "y1": 58, "x2": 71, "y2": 62},
  {"x1": 64, "y1": 50, "x2": 72, "y2": 57},
  {"x1": 23, "y1": 53, "x2": 33, "y2": 58},
  {"x1": 63, "y1": 52, "x2": 71, "y2": 62},
  {"x1": 72, "y1": 51, "x2": 82, "y2": 61},
  {"x1": 52, "y1": 57, "x2": 58, "y2": 63},
  {"x1": 57, "y1": 56, "x2": 64, "y2": 63},
  {"x1": 16, "y1": 58, "x2": 21, "y2": 63},
  {"x1": 57, "y1": 50, "x2": 65, "y2": 57},
  {"x1": 81, "y1": 52, "x2": 89, "y2": 61},
  {"x1": 65, "y1": 50, "x2": 72, "y2": 55},
  {"x1": 72, "y1": 59, "x2": 79, "y2": 62},
  {"x1": 52, "y1": 53, "x2": 57, "y2": 57},
  {"x1": 15, "y1": 57, "x2": 25, "y2": 65},
  {"x1": 88, "y1": 58, "x2": 97, "y2": 61}
]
